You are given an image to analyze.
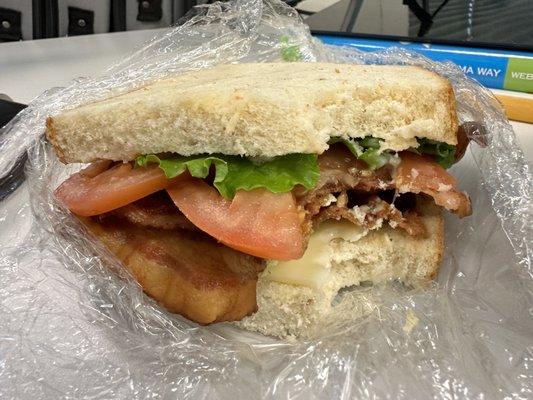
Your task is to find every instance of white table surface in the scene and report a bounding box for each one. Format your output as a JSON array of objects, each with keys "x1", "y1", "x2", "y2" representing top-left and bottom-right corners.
[{"x1": 1, "y1": 29, "x2": 532, "y2": 161}]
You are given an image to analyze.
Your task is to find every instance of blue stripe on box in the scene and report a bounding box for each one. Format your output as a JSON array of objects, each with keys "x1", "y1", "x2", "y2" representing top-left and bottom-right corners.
[{"x1": 315, "y1": 35, "x2": 533, "y2": 91}]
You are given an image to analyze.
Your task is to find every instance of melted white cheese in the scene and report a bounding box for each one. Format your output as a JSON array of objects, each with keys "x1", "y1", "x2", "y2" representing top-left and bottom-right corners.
[{"x1": 263, "y1": 221, "x2": 368, "y2": 288}]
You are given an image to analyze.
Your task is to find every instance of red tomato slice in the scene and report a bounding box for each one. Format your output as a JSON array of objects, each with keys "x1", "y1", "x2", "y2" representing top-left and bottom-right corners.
[
  {"x1": 396, "y1": 152, "x2": 457, "y2": 191},
  {"x1": 55, "y1": 161, "x2": 177, "y2": 216},
  {"x1": 166, "y1": 178, "x2": 305, "y2": 260}
]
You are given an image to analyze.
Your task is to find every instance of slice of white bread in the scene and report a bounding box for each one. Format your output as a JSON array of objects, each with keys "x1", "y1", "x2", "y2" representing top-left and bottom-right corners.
[
  {"x1": 47, "y1": 63, "x2": 458, "y2": 163},
  {"x1": 235, "y1": 201, "x2": 443, "y2": 339}
]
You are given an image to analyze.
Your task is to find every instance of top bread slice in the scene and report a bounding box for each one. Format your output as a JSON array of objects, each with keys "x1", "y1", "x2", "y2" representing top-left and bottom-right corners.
[{"x1": 46, "y1": 62, "x2": 459, "y2": 163}]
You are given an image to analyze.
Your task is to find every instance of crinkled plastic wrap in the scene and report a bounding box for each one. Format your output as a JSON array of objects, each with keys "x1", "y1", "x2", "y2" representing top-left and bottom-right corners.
[{"x1": 1, "y1": 1, "x2": 532, "y2": 398}]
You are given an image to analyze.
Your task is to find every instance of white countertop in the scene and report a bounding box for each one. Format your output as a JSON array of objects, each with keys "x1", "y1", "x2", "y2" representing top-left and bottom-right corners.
[{"x1": 1, "y1": 29, "x2": 532, "y2": 161}]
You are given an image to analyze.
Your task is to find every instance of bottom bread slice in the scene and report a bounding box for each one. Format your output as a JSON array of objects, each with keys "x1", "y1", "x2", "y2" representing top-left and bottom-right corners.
[{"x1": 235, "y1": 202, "x2": 443, "y2": 339}]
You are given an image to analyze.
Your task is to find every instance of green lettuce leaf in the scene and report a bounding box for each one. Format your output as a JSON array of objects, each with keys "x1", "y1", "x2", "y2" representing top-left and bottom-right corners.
[
  {"x1": 328, "y1": 137, "x2": 362, "y2": 156},
  {"x1": 328, "y1": 136, "x2": 390, "y2": 169},
  {"x1": 280, "y1": 35, "x2": 302, "y2": 62},
  {"x1": 330, "y1": 136, "x2": 457, "y2": 169},
  {"x1": 136, "y1": 153, "x2": 319, "y2": 199},
  {"x1": 415, "y1": 138, "x2": 456, "y2": 169},
  {"x1": 358, "y1": 136, "x2": 381, "y2": 149},
  {"x1": 357, "y1": 148, "x2": 390, "y2": 169}
]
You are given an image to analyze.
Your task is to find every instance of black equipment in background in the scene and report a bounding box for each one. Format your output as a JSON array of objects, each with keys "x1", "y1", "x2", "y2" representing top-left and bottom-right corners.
[
  {"x1": 0, "y1": 0, "x2": 45, "y2": 40},
  {"x1": 304, "y1": 0, "x2": 533, "y2": 52},
  {"x1": 0, "y1": 98, "x2": 28, "y2": 201}
]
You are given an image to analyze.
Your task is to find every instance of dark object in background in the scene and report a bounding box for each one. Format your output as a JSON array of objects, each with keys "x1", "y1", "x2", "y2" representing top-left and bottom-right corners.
[
  {"x1": 56, "y1": 1, "x2": 110, "y2": 36},
  {"x1": 137, "y1": 0, "x2": 162, "y2": 22},
  {"x1": 0, "y1": 7, "x2": 21, "y2": 40},
  {"x1": 402, "y1": 0, "x2": 434, "y2": 37},
  {"x1": 43, "y1": 0, "x2": 58, "y2": 37},
  {"x1": 0, "y1": 98, "x2": 28, "y2": 201},
  {"x1": 67, "y1": 6, "x2": 94, "y2": 35},
  {"x1": 0, "y1": 98, "x2": 26, "y2": 128},
  {"x1": 112, "y1": 0, "x2": 126, "y2": 30},
  {"x1": 0, "y1": 1, "x2": 222, "y2": 40},
  {"x1": 124, "y1": 0, "x2": 172, "y2": 30},
  {"x1": 305, "y1": 0, "x2": 533, "y2": 52},
  {"x1": 0, "y1": 0, "x2": 187, "y2": 38},
  {"x1": 0, "y1": 1, "x2": 45, "y2": 41}
]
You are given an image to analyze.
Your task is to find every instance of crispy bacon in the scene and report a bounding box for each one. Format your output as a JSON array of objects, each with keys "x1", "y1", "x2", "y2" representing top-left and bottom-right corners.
[
  {"x1": 298, "y1": 144, "x2": 417, "y2": 235},
  {"x1": 314, "y1": 196, "x2": 427, "y2": 237},
  {"x1": 81, "y1": 216, "x2": 265, "y2": 324},
  {"x1": 296, "y1": 144, "x2": 394, "y2": 215},
  {"x1": 296, "y1": 144, "x2": 471, "y2": 237},
  {"x1": 395, "y1": 152, "x2": 471, "y2": 217},
  {"x1": 106, "y1": 191, "x2": 198, "y2": 231}
]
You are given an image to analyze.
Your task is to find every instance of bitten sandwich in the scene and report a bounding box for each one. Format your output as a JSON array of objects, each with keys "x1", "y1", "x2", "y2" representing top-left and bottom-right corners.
[{"x1": 47, "y1": 63, "x2": 471, "y2": 338}]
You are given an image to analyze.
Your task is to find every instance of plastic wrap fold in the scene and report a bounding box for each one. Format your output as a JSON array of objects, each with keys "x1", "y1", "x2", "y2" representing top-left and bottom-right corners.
[{"x1": 0, "y1": 1, "x2": 532, "y2": 398}]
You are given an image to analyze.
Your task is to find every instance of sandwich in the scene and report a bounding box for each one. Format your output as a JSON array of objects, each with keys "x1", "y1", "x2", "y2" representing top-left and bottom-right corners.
[{"x1": 46, "y1": 62, "x2": 471, "y2": 338}]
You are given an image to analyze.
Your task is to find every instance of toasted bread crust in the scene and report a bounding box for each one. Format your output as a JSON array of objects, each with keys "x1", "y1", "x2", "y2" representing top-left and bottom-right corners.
[
  {"x1": 445, "y1": 80, "x2": 459, "y2": 145},
  {"x1": 46, "y1": 117, "x2": 66, "y2": 163}
]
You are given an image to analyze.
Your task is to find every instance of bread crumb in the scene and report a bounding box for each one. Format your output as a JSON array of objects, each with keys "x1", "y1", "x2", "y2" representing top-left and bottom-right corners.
[{"x1": 402, "y1": 309, "x2": 419, "y2": 334}]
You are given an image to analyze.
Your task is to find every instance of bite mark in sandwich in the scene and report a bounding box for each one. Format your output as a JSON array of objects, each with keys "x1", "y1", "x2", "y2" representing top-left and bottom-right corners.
[{"x1": 47, "y1": 63, "x2": 472, "y2": 335}]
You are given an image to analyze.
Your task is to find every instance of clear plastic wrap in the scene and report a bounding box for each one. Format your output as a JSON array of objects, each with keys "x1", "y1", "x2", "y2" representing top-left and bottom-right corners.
[{"x1": 0, "y1": 0, "x2": 532, "y2": 398}]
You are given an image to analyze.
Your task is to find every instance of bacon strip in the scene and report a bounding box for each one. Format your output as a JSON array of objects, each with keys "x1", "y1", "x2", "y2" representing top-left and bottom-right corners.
[
  {"x1": 296, "y1": 144, "x2": 394, "y2": 214},
  {"x1": 107, "y1": 191, "x2": 198, "y2": 231},
  {"x1": 395, "y1": 152, "x2": 472, "y2": 217},
  {"x1": 297, "y1": 145, "x2": 421, "y2": 236},
  {"x1": 314, "y1": 196, "x2": 427, "y2": 237},
  {"x1": 296, "y1": 144, "x2": 471, "y2": 238},
  {"x1": 81, "y1": 216, "x2": 264, "y2": 324}
]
